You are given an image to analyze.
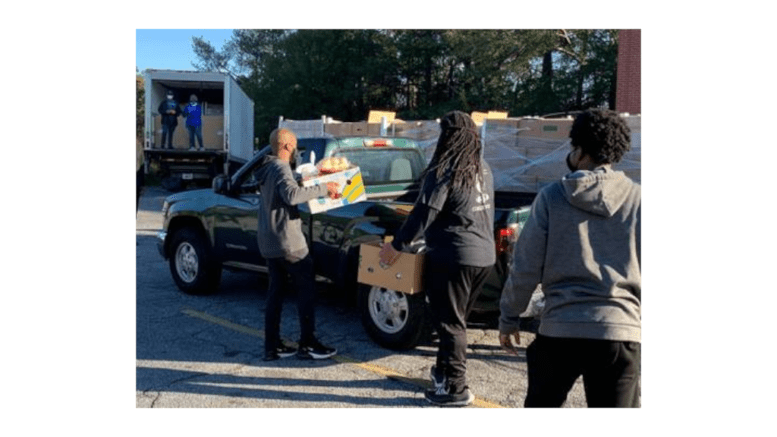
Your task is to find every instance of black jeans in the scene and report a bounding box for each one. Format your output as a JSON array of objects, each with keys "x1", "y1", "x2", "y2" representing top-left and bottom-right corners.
[
  {"x1": 424, "y1": 260, "x2": 492, "y2": 393},
  {"x1": 264, "y1": 255, "x2": 317, "y2": 351},
  {"x1": 525, "y1": 334, "x2": 641, "y2": 408},
  {"x1": 161, "y1": 124, "x2": 176, "y2": 148}
]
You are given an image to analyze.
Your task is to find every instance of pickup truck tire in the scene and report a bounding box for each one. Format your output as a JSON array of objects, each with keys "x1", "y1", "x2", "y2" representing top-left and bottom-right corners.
[
  {"x1": 358, "y1": 285, "x2": 430, "y2": 350},
  {"x1": 168, "y1": 227, "x2": 221, "y2": 295}
]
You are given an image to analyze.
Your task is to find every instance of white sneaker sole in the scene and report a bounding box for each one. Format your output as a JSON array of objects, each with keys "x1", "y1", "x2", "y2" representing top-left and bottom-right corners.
[{"x1": 298, "y1": 350, "x2": 337, "y2": 360}]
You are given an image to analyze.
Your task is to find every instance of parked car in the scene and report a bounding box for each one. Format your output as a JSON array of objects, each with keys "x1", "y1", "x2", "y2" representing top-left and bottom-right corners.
[{"x1": 157, "y1": 137, "x2": 536, "y2": 349}]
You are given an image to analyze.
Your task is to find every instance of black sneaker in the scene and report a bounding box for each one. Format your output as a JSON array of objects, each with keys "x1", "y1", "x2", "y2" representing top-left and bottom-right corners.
[
  {"x1": 297, "y1": 339, "x2": 337, "y2": 360},
  {"x1": 430, "y1": 365, "x2": 446, "y2": 390},
  {"x1": 264, "y1": 341, "x2": 297, "y2": 361},
  {"x1": 424, "y1": 385, "x2": 474, "y2": 407}
]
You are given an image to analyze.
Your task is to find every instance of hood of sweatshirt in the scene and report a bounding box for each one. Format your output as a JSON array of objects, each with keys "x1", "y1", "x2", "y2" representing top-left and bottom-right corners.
[{"x1": 561, "y1": 167, "x2": 635, "y2": 218}]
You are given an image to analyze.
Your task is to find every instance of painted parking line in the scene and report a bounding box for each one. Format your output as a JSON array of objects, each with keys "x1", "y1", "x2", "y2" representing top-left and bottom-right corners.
[
  {"x1": 181, "y1": 307, "x2": 505, "y2": 408},
  {"x1": 182, "y1": 307, "x2": 265, "y2": 338}
]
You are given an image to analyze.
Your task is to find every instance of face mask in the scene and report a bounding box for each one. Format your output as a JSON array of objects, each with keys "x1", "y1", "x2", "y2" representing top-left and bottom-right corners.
[
  {"x1": 566, "y1": 152, "x2": 577, "y2": 173},
  {"x1": 167, "y1": 95, "x2": 173, "y2": 100},
  {"x1": 190, "y1": 101, "x2": 197, "y2": 106},
  {"x1": 290, "y1": 147, "x2": 300, "y2": 170}
]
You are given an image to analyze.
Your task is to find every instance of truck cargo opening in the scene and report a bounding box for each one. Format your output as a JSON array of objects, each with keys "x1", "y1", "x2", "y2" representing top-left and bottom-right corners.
[
  {"x1": 147, "y1": 78, "x2": 225, "y2": 150},
  {"x1": 143, "y1": 70, "x2": 255, "y2": 191}
]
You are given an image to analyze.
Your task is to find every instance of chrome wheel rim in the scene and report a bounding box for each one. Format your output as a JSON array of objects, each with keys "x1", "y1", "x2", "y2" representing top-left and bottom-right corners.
[
  {"x1": 175, "y1": 242, "x2": 199, "y2": 283},
  {"x1": 367, "y1": 286, "x2": 409, "y2": 334}
]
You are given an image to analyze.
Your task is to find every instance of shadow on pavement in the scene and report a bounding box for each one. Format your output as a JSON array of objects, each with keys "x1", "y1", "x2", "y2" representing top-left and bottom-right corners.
[{"x1": 137, "y1": 365, "x2": 422, "y2": 407}]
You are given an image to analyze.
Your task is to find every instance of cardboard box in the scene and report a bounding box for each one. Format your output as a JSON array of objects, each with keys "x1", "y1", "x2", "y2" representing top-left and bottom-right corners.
[
  {"x1": 487, "y1": 111, "x2": 508, "y2": 119},
  {"x1": 301, "y1": 166, "x2": 367, "y2": 214},
  {"x1": 201, "y1": 115, "x2": 224, "y2": 150},
  {"x1": 325, "y1": 123, "x2": 352, "y2": 136},
  {"x1": 472, "y1": 111, "x2": 510, "y2": 126},
  {"x1": 154, "y1": 115, "x2": 187, "y2": 148},
  {"x1": 484, "y1": 118, "x2": 521, "y2": 130},
  {"x1": 350, "y1": 122, "x2": 382, "y2": 136},
  {"x1": 154, "y1": 115, "x2": 224, "y2": 149},
  {"x1": 368, "y1": 110, "x2": 396, "y2": 124},
  {"x1": 518, "y1": 118, "x2": 573, "y2": 140},
  {"x1": 357, "y1": 242, "x2": 425, "y2": 294}
]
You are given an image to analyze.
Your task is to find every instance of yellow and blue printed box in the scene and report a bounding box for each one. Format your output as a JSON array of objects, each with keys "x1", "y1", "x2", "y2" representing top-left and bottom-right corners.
[{"x1": 301, "y1": 166, "x2": 367, "y2": 213}]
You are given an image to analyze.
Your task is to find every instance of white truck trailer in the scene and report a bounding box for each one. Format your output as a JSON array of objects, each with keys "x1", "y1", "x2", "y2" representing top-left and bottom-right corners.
[{"x1": 143, "y1": 69, "x2": 255, "y2": 190}]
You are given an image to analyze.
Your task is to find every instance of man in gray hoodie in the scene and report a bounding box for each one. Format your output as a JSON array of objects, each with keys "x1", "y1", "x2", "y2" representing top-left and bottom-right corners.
[
  {"x1": 256, "y1": 128, "x2": 340, "y2": 361},
  {"x1": 499, "y1": 109, "x2": 641, "y2": 408}
]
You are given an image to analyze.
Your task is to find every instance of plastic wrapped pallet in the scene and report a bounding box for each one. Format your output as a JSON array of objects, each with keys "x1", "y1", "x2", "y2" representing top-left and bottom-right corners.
[
  {"x1": 278, "y1": 114, "x2": 641, "y2": 194},
  {"x1": 483, "y1": 115, "x2": 641, "y2": 193}
]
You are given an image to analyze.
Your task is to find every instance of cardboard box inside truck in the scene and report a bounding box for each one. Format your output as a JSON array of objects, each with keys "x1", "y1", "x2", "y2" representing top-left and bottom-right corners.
[
  {"x1": 358, "y1": 242, "x2": 425, "y2": 294},
  {"x1": 154, "y1": 115, "x2": 223, "y2": 149}
]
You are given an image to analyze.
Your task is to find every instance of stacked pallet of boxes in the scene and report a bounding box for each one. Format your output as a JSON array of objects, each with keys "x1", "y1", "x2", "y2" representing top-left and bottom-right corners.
[
  {"x1": 484, "y1": 115, "x2": 641, "y2": 193},
  {"x1": 279, "y1": 112, "x2": 641, "y2": 195},
  {"x1": 391, "y1": 120, "x2": 441, "y2": 161},
  {"x1": 518, "y1": 117, "x2": 573, "y2": 192}
]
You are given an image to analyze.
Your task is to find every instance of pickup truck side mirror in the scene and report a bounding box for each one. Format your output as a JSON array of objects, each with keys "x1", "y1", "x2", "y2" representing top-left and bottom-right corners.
[{"x1": 212, "y1": 174, "x2": 231, "y2": 194}]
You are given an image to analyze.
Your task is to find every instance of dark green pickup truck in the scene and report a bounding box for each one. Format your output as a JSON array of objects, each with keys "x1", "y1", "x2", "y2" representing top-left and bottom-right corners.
[{"x1": 157, "y1": 136, "x2": 535, "y2": 350}]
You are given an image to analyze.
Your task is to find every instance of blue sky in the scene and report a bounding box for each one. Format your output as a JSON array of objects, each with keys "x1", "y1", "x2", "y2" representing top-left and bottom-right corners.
[{"x1": 136, "y1": 29, "x2": 234, "y2": 72}]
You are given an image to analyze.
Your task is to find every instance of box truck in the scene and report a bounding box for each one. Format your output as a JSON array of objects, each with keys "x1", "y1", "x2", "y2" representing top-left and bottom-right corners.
[{"x1": 143, "y1": 69, "x2": 255, "y2": 190}]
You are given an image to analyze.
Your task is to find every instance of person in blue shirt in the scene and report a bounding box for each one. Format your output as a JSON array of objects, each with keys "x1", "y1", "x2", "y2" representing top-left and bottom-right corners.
[
  {"x1": 183, "y1": 94, "x2": 204, "y2": 151},
  {"x1": 157, "y1": 90, "x2": 181, "y2": 149}
]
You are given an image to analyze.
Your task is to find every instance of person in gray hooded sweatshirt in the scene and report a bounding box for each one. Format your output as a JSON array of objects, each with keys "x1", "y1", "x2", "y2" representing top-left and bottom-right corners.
[
  {"x1": 256, "y1": 128, "x2": 340, "y2": 361},
  {"x1": 499, "y1": 109, "x2": 641, "y2": 408}
]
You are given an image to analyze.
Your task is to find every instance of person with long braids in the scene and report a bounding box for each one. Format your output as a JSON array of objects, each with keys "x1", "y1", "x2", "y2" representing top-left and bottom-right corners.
[{"x1": 379, "y1": 110, "x2": 495, "y2": 407}]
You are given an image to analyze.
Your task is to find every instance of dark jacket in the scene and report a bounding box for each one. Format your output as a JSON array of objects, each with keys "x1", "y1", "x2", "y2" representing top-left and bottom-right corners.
[
  {"x1": 158, "y1": 99, "x2": 181, "y2": 126},
  {"x1": 392, "y1": 159, "x2": 496, "y2": 267}
]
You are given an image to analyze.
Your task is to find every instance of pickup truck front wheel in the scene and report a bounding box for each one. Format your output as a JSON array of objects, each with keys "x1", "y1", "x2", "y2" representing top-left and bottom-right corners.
[
  {"x1": 358, "y1": 285, "x2": 430, "y2": 350},
  {"x1": 168, "y1": 227, "x2": 221, "y2": 295}
]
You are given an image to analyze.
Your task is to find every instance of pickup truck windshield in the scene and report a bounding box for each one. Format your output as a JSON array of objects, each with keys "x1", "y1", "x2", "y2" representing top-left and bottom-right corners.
[{"x1": 334, "y1": 149, "x2": 426, "y2": 185}]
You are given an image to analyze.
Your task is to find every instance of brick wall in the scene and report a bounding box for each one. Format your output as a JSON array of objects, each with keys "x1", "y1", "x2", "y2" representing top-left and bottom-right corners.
[{"x1": 616, "y1": 29, "x2": 641, "y2": 114}]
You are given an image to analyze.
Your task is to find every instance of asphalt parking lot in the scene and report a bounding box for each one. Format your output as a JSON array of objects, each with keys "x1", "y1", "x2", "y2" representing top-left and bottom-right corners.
[{"x1": 136, "y1": 184, "x2": 587, "y2": 408}]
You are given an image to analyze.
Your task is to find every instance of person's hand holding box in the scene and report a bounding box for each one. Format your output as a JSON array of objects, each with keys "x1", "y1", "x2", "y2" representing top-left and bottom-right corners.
[{"x1": 379, "y1": 242, "x2": 401, "y2": 267}]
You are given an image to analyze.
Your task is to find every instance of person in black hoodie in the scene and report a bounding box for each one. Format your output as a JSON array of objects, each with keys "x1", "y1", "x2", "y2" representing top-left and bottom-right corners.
[
  {"x1": 157, "y1": 90, "x2": 181, "y2": 149},
  {"x1": 255, "y1": 128, "x2": 340, "y2": 361},
  {"x1": 380, "y1": 111, "x2": 495, "y2": 407}
]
